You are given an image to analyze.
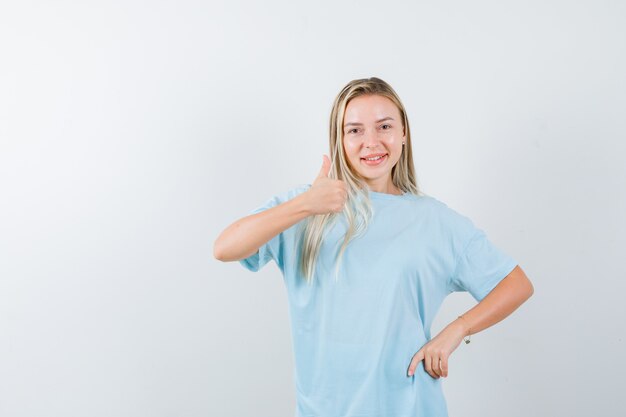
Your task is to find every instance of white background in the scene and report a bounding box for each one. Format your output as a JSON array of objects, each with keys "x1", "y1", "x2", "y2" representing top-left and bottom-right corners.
[{"x1": 1, "y1": 1, "x2": 624, "y2": 416}]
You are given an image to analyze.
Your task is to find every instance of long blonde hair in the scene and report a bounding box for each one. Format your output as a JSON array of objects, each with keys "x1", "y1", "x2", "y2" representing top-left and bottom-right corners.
[{"x1": 297, "y1": 77, "x2": 422, "y2": 284}]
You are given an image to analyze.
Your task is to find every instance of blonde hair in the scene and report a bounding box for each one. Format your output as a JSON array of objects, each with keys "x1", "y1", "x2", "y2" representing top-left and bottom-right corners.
[{"x1": 296, "y1": 77, "x2": 423, "y2": 284}]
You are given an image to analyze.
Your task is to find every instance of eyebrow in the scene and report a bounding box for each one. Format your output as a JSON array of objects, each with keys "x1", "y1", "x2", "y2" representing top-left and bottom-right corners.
[{"x1": 344, "y1": 117, "x2": 395, "y2": 128}]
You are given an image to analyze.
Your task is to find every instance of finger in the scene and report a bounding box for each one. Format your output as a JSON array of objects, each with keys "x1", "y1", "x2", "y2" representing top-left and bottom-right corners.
[
  {"x1": 441, "y1": 355, "x2": 448, "y2": 378},
  {"x1": 317, "y1": 154, "x2": 331, "y2": 179},
  {"x1": 424, "y1": 352, "x2": 433, "y2": 377},
  {"x1": 407, "y1": 349, "x2": 424, "y2": 377},
  {"x1": 425, "y1": 352, "x2": 439, "y2": 379},
  {"x1": 433, "y1": 355, "x2": 441, "y2": 378},
  {"x1": 338, "y1": 183, "x2": 348, "y2": 202}
]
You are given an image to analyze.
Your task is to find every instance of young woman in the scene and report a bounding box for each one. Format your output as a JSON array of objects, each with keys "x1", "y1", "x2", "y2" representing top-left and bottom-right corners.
[{"x1": 214, "y1": 77, "x2": 534, "y2": 417}]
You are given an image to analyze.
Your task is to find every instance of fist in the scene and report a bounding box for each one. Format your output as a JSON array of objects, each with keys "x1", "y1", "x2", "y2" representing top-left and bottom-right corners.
[{"x1": 305, "y1": 154, "x2": 348, "y2": 215}]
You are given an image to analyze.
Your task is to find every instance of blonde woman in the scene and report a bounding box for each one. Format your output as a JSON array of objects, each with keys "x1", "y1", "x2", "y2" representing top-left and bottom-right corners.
[{"x1": 214, "y1": 77, "x2": 534, "y2": 417}]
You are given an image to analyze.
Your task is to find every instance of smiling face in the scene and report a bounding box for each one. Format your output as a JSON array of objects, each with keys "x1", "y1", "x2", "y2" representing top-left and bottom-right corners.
[{"x1": 342, "y1": 94, "x2": 406, "y2": 193}]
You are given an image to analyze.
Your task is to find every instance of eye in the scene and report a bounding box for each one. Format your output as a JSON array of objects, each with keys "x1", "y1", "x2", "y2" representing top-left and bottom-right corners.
[
  {"x1": 347, "y1": 128, "x2": 358, "y2": 134},
  {"x1": 381, "y1": 124, "x2": 391, "y2": 130}
]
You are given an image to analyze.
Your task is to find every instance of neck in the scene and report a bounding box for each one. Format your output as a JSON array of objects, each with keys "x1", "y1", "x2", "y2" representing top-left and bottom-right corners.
[{"x1": 365, "y1": 182, "x2": 402, "y2": 195}]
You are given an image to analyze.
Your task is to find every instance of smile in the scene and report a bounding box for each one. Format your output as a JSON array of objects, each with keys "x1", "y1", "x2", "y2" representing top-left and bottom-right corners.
[{"x1": 361, "y1": 154, "x2": 388, "y2": 166}]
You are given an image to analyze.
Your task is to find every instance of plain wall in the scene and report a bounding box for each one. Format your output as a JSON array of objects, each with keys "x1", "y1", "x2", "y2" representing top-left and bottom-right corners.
[{"x1": 1, "y1": 1, "x2": 624, "y2": 416}]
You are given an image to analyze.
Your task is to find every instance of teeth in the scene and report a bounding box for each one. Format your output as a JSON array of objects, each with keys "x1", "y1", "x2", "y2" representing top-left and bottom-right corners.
[{"x1": 364, "y1": 155, "x2": 383, "y2": 161}]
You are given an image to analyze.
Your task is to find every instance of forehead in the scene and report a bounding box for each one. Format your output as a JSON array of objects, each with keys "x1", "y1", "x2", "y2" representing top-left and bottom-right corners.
[{"x1": 343, "y1": 95, "x2": 400, "y2": 124}]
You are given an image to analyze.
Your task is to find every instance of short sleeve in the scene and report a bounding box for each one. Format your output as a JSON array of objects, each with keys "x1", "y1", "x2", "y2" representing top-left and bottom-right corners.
[
  {"x1": 443, "y1": 204, "x2": 518, "y2": 302},
  {"x1": 238, "y1": 184, "x2": 310, "y2": 273}
]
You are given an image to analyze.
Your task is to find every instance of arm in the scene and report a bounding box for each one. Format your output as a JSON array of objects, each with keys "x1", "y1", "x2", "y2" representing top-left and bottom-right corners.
[
  {"x1": 213, "y1": 155, "x2": 348, "y2": 263},
  {"x1": 407, "y1": 265, "x2": 534, "y2": 378},
  {"x1": 448, "y1": 265, "x2": 534, "y2": 339},
  {"x1": 213, "y1": 193, "x2": 312, "y2": 262}
]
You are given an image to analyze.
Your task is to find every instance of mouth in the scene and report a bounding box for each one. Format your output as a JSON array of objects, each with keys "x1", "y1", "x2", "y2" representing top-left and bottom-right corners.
[{"x1": 361, "y1": 154, "x2": 388, "y2": 166}]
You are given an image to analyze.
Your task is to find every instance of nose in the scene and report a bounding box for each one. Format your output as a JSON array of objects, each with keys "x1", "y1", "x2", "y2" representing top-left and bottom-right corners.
[{"x1": 363, "y1": 129, "x2": 383, "y2": 148}]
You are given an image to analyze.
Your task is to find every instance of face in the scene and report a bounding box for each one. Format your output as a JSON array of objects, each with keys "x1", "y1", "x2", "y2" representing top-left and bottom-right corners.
[{"x1": 342, "y1": 94, "x2": 406, "y2": 189}]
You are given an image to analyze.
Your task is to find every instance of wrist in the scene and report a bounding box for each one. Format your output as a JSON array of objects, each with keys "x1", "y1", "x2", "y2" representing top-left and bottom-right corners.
[
  {"x1": 451, "y1": 315, "x2": 471, "y2": 337},
  {"x1": 453, "y1": 315, "x2": 472, "y2": 344},
  {"x1": 292, "y1": 192, "x2": 313, "y2": 217}
]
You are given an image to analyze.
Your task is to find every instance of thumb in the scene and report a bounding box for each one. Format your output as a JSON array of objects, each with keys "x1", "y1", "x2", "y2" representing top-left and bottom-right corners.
[{"x1": 316, "y1": 154, "x2": 331, "y2": 179}]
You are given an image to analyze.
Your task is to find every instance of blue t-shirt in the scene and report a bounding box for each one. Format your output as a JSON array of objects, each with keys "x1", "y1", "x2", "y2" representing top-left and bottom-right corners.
[{"x1": 238, "y1": 183, "x2": 518, "y2": 417}]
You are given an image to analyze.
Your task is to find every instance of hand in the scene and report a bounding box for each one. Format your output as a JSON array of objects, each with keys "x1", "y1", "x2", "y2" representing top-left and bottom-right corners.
[
  {"x1": 406, "y1": 321, "x2": 467, "y2": 379},
  {"x1": 303, "y1": 154, "x2": 348, "y2": 215}
]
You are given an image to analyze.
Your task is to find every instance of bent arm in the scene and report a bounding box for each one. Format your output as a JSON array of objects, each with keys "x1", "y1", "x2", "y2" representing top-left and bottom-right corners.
[
  {"x1": 213, "y1": 193, "x2": 312, "y2": 262},
  {"x1": 447, "y1": 265, "x2": 534, "y2": 337}
]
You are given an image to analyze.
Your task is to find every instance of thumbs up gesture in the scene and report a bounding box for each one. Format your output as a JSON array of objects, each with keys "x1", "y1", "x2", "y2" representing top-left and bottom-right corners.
[{"x1": 304, "y1": 155, "x2": 348, "y2": 215}]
